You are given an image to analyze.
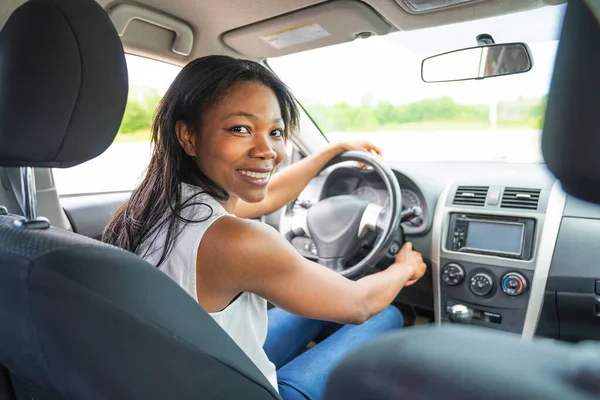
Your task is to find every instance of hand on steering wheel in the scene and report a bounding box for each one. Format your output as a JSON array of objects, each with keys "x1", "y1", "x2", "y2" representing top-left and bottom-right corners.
[{"x1": 333, "y1": 141, "x2": 383, "y2": 169}]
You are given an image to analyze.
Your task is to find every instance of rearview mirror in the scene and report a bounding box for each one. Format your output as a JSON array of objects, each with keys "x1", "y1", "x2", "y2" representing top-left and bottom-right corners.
[{"x1": 421, "y1": 43, "x2": 533, "y2": 83}]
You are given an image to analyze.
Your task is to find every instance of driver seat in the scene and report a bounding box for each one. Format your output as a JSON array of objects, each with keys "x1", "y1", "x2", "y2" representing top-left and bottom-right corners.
[{"x1": 0, "y1": 0, "x2": 280, "y2": 399}]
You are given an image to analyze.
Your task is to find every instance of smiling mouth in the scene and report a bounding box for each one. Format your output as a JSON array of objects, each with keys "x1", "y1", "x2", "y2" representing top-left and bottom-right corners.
[
  {"x1": 236, "y1": 169, "x2": 272, "y2": 186},
  {"x1": 237, "y1": 169, "x2": 271, "y2": 179}
]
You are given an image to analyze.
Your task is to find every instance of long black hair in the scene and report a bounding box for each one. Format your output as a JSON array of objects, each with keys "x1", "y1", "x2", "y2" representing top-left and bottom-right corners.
[{"x1": 103, "y1": 55, "x2": 300, "y2": 267}]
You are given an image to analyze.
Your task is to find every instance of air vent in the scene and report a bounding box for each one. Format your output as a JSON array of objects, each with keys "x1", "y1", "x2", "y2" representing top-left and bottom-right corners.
[
  {"x1": 501, "y1": 188, "x2": 541, "y2": 210},
  {"x1": 453, "y1": 186, "x2": 488, "y2": 206}
]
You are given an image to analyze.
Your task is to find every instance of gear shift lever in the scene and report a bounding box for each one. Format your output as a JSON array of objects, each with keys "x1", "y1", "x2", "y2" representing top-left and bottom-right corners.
[{"x1": 448, "y1": 304, "x2": 472, "y2": 324}]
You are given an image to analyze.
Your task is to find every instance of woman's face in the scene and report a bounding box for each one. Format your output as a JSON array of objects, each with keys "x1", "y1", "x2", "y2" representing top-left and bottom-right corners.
[{"x1": 177, "y1": 81, "x2": 287, "y2": 203}]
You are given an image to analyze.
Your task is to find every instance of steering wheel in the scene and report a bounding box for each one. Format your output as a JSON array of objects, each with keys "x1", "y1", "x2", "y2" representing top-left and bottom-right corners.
[{"x1": 291, "y1": 151, "x2": 403, "y2": 279}]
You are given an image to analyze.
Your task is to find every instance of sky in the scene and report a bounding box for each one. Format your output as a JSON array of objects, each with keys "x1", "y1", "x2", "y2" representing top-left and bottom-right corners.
[{"x1": 125, "y1": 3, "x2": 567, "y2": 106}]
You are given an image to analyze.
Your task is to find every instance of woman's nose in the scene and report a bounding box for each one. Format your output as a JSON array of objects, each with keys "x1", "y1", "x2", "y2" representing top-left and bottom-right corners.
[{"x1": 249, "y1": 135, "x2": 278, "y2": 159}]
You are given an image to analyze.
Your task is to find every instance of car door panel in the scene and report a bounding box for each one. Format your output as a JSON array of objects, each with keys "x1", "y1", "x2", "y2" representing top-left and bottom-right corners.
[{"x1": 61, "y1": 192, "x2": 130, "y2": 240}]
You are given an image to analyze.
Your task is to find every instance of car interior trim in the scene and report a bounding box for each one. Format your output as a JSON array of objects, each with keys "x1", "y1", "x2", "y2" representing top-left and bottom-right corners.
[
  {"x1": 522, "y1": 181, "x2": 566, "y2": 338},
  {"x1": 431, "y1": 183, "x2": 450, "y2": 325}
]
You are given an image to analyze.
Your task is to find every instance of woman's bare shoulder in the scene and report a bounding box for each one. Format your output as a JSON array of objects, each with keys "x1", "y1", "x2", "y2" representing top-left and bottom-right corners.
[
  {"x1": 197, "y1": 215, "x2": 296, "y2": 274},
  {"x1": 206, "y1": 215, "x2": 278, "y2": 245}
]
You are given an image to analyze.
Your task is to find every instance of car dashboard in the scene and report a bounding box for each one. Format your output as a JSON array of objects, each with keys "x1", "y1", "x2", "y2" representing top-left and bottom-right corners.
[
  {"x1": 283, "y1": 161, "x2": 600, "y2": 342},
  {"x1": 319, "y1": 167, "x2": 431, "y2": 234}
]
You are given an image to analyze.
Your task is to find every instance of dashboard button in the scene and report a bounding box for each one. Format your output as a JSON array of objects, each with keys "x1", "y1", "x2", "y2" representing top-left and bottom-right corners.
[
  {"x1": 469, "y1": 273, "x2": 494, "y2": 296},
  {"x1": 487, "y1": 189, "x2": 501, "y2": 205},
  {"x1": 502, "y1": 272, "x2": 527, "y2": 296},
  {"x1": 441, "y1": 263, "x2": 465, "y2": 286}
]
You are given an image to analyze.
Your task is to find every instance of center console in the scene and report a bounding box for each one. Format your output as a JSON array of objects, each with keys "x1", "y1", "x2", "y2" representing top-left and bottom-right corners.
[{"x1": 432, "y1": 182, "x2": 566, "y2": 336}]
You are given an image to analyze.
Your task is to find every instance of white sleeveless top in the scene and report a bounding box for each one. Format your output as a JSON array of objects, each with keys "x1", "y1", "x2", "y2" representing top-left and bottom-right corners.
[{"x1": 137, "y1": 183, "x2": 278, "y2": 391}]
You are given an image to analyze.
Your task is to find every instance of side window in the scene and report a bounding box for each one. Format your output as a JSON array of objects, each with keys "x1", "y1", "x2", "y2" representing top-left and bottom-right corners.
[{"x1": 53, "y1": 55, "x2": 181, "y2": 195}]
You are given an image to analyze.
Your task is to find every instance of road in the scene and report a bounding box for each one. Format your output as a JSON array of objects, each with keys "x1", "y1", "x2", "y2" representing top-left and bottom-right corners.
[{"x1": 53, "y1": 129, "x2": 543, "y2": 195}]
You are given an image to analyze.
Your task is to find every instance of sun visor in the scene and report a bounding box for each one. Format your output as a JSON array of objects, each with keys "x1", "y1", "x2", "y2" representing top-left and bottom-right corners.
[{"x1": 222, "y1": 0, "x2": 391, "y2": 59}]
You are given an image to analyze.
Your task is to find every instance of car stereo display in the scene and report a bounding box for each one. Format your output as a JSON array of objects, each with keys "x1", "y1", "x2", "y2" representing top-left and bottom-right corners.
[
  {"x1": 465, "y1": 221, "x2": 523, "y2": 255},
  {"x1": 447, "y1": 213, "x2": 535, "y2": 260}
]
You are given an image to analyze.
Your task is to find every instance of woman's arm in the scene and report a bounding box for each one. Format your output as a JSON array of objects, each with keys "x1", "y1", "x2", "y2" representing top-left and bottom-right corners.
[
  {"x1": 195, "y1": 216, "x2": 426, "y2": 324},
  {"x1": 233, "y1": 141, "x2": 383, "y2": 219}
]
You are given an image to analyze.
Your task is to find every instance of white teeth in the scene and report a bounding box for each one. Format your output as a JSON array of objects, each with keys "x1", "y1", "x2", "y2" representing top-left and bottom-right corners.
[{"x1": 238, "y1": 170, "x2": 270, "y2": 179}]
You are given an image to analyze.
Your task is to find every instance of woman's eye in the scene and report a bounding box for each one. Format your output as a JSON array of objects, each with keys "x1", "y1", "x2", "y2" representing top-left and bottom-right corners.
[
  {"x1": 271, "y1": 129, "x2": 284, "y2": 138},
  {"x1": 229, "y1": 126, "x2": 250, "y2": 134}
]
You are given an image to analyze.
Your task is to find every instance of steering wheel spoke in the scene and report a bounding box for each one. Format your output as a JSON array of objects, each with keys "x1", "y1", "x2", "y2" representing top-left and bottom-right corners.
[
  {"x1": 375, "y1": 207, "x2": 393, "y2": 233},
  {"x1": 358, "y1": 203, "x2": 384, "y2": 238},
  {"x1": 318, "y1": 257, "x2": 346, "y2": 272},
  {"x1": 290, "y1": 208, "x2": 310, "y2": 238}
]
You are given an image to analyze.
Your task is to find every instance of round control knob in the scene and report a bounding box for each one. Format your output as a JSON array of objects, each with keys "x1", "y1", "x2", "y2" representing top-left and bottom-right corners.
[
  {"x1": 502, "y1": 272, "x2": 527, "y2": 296},
  {"x1": 469, "y1": 273, "x2": 494, "y2": 296},
  {"x1": 447, "y1": 304, "x2": 472, "y2": 324},
  {"x1": 441, "y1": 263, "x2": 465, "y2": 286}
]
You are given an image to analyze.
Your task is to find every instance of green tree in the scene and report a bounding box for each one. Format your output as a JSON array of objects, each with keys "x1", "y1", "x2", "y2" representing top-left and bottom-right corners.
[
  {"x1": 374, "y1": 101, "x2": 399, "y2": 126},
  {"x1": 301, "y1": 95, "x2": 548, "y2": 133},
  {"x1": 119, "y1": 86, "x2": 162, "y2": 133}
]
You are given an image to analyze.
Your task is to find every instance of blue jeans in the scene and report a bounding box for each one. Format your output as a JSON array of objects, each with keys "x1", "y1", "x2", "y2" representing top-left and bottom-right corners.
[{"x1": 263, "y1": 306, "x2": 404, "y2": 400}]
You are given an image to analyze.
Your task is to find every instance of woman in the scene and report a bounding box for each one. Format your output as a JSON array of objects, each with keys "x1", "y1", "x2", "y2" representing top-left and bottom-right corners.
[{"x1": 103, "y1": 55, "x2": 426, "y2": 400}]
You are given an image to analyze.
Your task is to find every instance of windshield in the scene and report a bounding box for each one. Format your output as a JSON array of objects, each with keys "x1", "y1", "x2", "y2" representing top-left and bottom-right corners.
[{"x1": 269, "y1": 5, "x2": 566, "y2": 163}]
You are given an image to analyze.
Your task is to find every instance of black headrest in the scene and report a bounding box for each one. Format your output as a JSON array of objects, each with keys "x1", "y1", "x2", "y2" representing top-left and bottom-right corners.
[
  {"x1": 542, "y1": 1, "x2": 600, "y2": 204},
  {"x1": 0, "y1": 0, "x2": 128, "y2": 168}
]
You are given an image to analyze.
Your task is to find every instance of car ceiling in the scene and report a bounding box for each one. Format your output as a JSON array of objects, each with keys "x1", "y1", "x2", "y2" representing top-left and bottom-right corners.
[{"x1": 1, "y1": 0, "x2": 566, "y2": 66}]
